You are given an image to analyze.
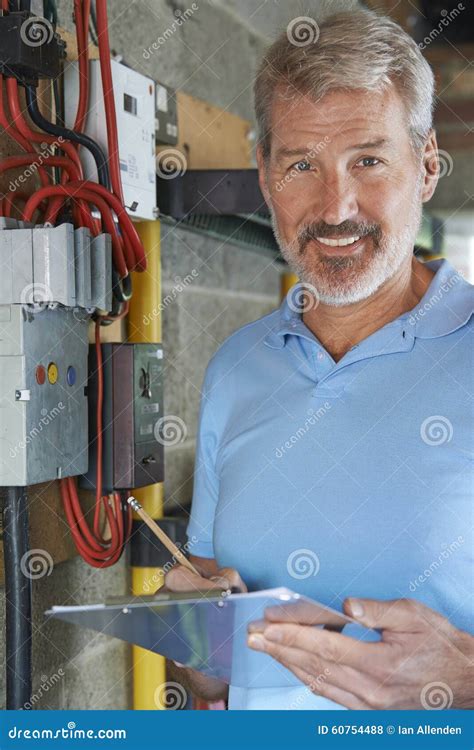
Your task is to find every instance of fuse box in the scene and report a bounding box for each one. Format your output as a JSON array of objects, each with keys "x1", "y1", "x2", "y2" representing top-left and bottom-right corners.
[{"x1": 81, "y1": 343, "x2": 164, "y2": 492}]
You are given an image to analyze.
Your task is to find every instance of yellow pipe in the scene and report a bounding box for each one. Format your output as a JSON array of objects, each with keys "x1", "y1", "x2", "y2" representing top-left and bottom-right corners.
[
  {"x1": 128, "y1": 220, "x2": 167, "y2": 710},
  {"x1": 280, "y1": 270, "x2": 299, "y2": 301}
]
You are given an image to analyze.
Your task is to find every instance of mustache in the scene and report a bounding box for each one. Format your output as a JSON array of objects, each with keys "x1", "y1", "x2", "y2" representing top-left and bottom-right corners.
[{"x1": 297, "y1": 221, "x2": 382, "y2": 253}]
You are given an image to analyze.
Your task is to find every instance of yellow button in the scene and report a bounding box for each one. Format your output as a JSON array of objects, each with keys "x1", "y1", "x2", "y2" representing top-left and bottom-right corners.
[{"x1": 47, "y1": 362, "x2": 58, "y2": 384}]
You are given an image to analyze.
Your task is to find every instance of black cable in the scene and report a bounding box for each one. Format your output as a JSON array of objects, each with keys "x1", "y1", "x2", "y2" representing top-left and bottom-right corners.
[
  {"x1": 25, "y1": 84, "x2": 110, "y2": 189},
  {"x1": 89, "y1": 0, "x2": 98, "y2": 46},
  {"x1": 2, "y1": 486, "x2": 32, "y2": 710}
]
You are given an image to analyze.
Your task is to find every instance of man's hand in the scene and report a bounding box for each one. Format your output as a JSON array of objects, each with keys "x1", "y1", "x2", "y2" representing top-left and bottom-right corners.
[
  {"x1": 164, "y1": 560, "x2": 247, "y2": 703},
  {"x1": 164, "y1": 562, "x2": 247, "y2": 596},
  {"x1": 247, "y1": 597, "x2": 473, "y2": 709}
]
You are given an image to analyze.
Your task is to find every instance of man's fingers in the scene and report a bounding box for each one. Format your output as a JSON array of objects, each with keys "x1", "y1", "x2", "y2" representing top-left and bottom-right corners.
[
  {"x1": 216, "y1": 567, "x2": 247, "y2": 593},
  {"x1": 253, "y1": 621, "x2": 378, "y2": 671},
  {"x1": 344, "y1": 597, "x2": 444, "y2": 633},
  {"x1": 164, "y1": 565, "x2": 246, "y2": 593},
  {"x1": 247, "y1": 632, "x2": 374, "y2": 702},
  {"x1": 165, "y1": 565, "x2": 228, "y2": 592}
]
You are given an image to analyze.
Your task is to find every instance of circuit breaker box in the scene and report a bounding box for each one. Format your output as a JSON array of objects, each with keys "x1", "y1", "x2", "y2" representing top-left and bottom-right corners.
[
  {"x1": 81, "y1": 343, "x2": 164, "y2": 492},
  {"x1": 64, "y1": 59, "x2": 157, "y2": 221},
  {"x1": 0, "y1": 306, "x2": 89, "y2": 486}
]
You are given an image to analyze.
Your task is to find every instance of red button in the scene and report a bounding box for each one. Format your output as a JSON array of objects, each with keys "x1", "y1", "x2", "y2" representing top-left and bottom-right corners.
[{"x1": 36, "y1": 365, "x2": 46, "y2": 385}]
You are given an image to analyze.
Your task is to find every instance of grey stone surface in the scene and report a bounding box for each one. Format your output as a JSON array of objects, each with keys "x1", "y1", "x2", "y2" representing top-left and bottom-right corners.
[
  {"x1": 162, "y1": 281, "x2": 279, "y2": 435},
  {"x1": 160, "y1": 223, "x2": 281, "y2": 295}
]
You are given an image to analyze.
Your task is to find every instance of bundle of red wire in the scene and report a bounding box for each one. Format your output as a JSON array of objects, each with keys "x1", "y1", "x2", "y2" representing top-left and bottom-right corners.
[{"x1": 0, "y1": 0, "x2": 146, "y2": 565}]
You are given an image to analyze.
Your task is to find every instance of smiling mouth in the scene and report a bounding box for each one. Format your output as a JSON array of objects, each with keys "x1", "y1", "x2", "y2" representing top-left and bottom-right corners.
[
  {"x1": 316, "y1": 235, "x2": 360, "y2": 247},
  {"x1": 307, "y1": 235, "x2": 368, "y2": 255}
]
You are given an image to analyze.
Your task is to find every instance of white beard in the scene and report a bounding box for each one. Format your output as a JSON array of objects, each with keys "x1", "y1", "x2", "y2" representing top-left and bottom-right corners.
[{"x1": 269, "y1": 185, "x2": 423, "y2": 307}]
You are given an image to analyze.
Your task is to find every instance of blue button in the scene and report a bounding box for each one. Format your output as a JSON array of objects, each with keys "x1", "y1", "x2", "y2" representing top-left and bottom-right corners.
[{"x1": 67, "y1": 366, "x2": 76, "y2": 386}]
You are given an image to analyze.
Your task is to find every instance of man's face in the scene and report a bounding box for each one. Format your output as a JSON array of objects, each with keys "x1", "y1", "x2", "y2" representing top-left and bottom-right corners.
[{"x1": 257, "y1": 87, "x2": 436, "y2": 306}]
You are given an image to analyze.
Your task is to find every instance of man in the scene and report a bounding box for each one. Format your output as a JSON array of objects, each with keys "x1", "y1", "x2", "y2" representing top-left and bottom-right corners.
[{"x1": 166, "y1": 8, "x2": 473, "y2": 710}]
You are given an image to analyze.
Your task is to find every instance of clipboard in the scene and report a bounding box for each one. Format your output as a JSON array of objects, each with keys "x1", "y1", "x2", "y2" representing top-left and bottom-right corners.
[{"x1": 46, "y1": 587, "x2": 380, "y2": 688}]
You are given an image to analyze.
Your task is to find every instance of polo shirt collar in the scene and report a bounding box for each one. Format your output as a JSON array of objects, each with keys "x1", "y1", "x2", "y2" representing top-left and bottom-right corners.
[{"x1": 264, "y1": 259, "x2": 473, "y2": 351}]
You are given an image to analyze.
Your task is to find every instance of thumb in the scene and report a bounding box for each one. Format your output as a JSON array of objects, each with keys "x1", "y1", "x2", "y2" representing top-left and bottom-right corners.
[{"x1": 344, "y1": 597, "x2": 431, "y2": 632}]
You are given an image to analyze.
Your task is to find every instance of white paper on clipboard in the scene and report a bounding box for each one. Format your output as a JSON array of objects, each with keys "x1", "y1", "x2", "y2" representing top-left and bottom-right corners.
[{"x1": 46, "y1": 587, "x2": 380, "y2": 688}]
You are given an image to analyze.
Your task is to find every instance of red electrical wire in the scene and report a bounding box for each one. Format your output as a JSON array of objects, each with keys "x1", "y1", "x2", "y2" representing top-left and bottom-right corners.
[
  {"x1": 0, "y1": 0, "x2": 139, "y2": 566},
  {"x1": 95, "y1": 0, "x2": 125, "y2": 206}
]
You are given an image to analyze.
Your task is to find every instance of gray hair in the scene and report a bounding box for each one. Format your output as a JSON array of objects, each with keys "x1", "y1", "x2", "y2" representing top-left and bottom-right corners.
[{"x1": 254, "y1": 8, "x2": 435, "y2": 162}]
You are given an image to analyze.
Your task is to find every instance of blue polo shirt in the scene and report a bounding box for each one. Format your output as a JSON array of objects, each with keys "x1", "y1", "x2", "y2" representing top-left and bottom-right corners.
[{"x1": 186, "y1": 259, "x2": 474, "y2": 710}]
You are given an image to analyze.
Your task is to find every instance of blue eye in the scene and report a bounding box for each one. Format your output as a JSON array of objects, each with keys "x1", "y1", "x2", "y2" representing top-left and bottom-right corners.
[
  {"x1": 358, "y1": 157, "x2": 380, "y2": 168},
  {"x1": 293, "y1": 160, "x2": 311, "y2": 172}
]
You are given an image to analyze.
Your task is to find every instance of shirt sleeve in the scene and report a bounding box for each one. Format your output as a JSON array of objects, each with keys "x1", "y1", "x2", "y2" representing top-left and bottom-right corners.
[{"x1": 186, "y1": 363, "x2": 220, "y2": 559}]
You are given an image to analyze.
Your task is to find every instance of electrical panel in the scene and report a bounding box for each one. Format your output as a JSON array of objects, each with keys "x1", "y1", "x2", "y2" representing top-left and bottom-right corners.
[
  {"x1": 0, "y1": 222, "x2": 112, "y2": 486},
  {"x1": 64, "y1": 59, "x2": 157, "y2": 221},
  {"x1": 155, "y1": 82, "x2": 178, "y2": 146},
  {"x1": 81, "y1": 343, "x2": 164, "y2": 493},
  {"x1": 0, "y1": 305, "x2": 89, "y2": 486}
]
